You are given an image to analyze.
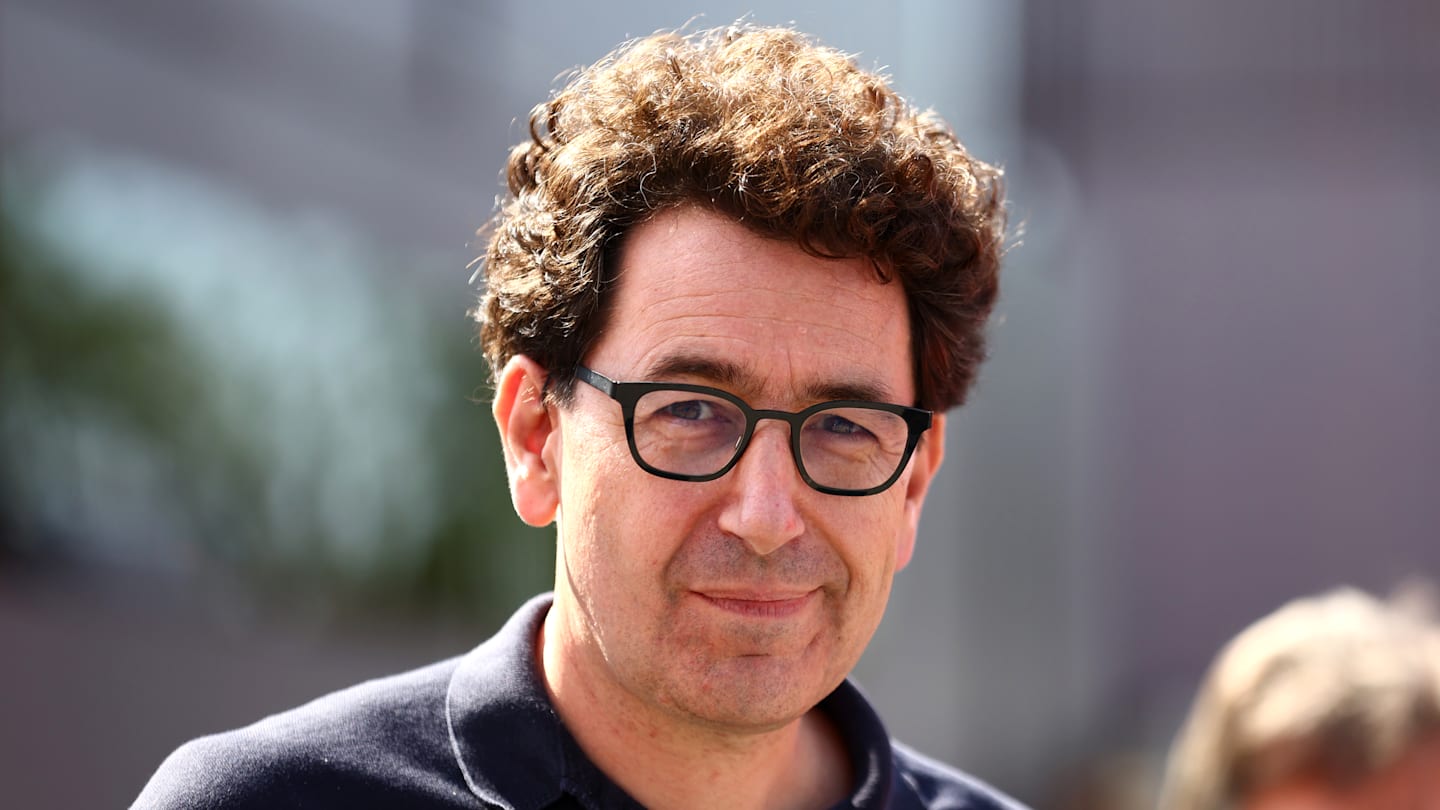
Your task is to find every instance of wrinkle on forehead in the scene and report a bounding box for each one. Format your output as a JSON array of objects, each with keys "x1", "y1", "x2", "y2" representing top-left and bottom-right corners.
[
  {"x1": 593, "y1": 206, "x2": 914, "y2": 406},
  {"x1": 627, "y1": 308, "x2": 905, "y2": 404},
  {"x1": 639, "y1": 352, "x2": 894, "y2": 405}
]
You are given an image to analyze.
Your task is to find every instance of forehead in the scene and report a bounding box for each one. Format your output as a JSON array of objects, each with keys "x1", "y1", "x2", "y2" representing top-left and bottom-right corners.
[{"x1": 587, "y1": 207, "x2": 913, "y2": 403}]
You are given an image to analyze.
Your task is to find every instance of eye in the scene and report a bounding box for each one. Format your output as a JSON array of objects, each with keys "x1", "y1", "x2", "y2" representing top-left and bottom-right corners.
[
  {"x1": 817, "y1": 413, "x2": 869, "y2": 436},
  {"x1": 662, "y1": 399, "x2": 718, "y2": 421}
]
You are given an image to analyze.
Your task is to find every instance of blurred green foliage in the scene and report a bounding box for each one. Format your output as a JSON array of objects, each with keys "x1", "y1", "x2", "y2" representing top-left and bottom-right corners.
[{"x1": 0, "y1": 149, "x2": 552, "y2": 624}]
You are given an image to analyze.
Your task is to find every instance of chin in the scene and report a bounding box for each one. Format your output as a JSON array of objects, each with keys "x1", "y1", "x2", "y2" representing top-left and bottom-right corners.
[{"x1": 668, "y1": 654, "x2": 843, "y2": 731}]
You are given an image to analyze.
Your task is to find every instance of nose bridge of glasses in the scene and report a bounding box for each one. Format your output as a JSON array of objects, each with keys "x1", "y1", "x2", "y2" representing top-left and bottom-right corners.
[
  {"x1": 748, "y1": 409, "x2": 806, "y2": 444},
  {"x1": 738, "y1": 409, "x2": 805, "y2": 465}
]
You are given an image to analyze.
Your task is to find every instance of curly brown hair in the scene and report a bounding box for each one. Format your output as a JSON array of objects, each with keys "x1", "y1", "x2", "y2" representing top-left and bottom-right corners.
[{"x1": 474, "y1": 24, "x2": 1005, "y2": 411}]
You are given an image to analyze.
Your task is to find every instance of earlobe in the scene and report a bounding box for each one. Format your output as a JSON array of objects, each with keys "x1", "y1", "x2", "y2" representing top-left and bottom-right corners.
[
  {"x1": 895, "y1": 414, "x2": 945, "y2": 570},
  {"x1": 493, "y1": 355, "x2": 560, "y2": 527}
]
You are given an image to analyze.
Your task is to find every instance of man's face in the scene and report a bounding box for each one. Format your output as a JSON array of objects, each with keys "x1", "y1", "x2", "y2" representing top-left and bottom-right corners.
[{"x1": 511, "y1": 205, "x2": 944, "y2": 732}]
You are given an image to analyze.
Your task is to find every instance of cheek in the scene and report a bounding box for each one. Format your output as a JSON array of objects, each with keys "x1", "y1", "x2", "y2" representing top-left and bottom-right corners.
[
  {"x1": 838, "y1": 497, "x2": 909, "y2": 570},
  {"x1": 561, "y1": 438, "x2": 694, "y2": 582},
  {"x1": 556, "y1": 418, "x2": 629, "y2": 515},
  {"x1": 556, "y1": 425, "x2": 628, "y2": 575}
]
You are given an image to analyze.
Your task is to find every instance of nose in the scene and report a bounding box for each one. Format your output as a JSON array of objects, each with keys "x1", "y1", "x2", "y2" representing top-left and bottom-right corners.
[{"x1": 715, "y1": 421, "x2": 806, "y2": 556}]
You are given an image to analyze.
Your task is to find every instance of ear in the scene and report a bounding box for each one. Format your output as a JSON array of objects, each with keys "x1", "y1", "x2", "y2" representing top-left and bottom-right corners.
[
  {"x1": 895, "y1": 413, "x2": 945, "y2": 571},
  {"x1": 493, "y1": 355, "x2": 560, "y2": 527}
]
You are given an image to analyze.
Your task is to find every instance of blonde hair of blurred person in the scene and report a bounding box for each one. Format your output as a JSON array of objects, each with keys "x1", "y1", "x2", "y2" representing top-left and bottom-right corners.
[{"x1": 1160, "y1": 586, "x2": 1440, "y2": 810}]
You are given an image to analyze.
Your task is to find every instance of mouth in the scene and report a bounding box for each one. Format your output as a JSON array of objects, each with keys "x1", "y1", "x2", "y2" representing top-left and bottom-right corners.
[{"x1": 693, "y1": 589, "x2": 820, "y2": 619}]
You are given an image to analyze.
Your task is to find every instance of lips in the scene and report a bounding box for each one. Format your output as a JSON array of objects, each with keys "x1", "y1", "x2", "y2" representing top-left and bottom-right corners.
[{"x1": 693, "y1": 588, "x2": 819, "y2": 619}]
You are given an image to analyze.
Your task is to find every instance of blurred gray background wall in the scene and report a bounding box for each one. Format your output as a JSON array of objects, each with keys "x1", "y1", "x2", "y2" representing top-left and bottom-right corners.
[{"x1": 2, "y1": 1, "x2": 1436, "y2": 807}]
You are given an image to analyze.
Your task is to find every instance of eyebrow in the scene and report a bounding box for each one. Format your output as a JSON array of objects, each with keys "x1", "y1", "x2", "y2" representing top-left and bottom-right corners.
[{"x1": 640, "y1": 353, "x2": 896, "y2": 404}]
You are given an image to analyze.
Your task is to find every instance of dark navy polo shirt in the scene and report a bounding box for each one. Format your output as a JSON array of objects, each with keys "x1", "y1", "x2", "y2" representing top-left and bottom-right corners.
[{"x1": 134, "y1": 593, "x2": 1026, "y2": 809}]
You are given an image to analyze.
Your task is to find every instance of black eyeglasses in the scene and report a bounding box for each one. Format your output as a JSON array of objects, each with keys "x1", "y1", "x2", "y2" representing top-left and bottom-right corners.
[{"x1": 574, "y1": 366, "x2": 932, "y2": 496}]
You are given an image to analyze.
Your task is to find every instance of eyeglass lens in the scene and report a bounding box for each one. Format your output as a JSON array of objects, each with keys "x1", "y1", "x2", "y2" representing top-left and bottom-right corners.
[{"x1": 631, "y1": 389, "x2": 911, "y2": 491}]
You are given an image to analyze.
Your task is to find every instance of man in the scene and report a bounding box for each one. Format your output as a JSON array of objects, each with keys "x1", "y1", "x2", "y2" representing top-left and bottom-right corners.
[
  {"x1": 135, "y1": 23, "x2": 1017, "y2": 809},
  {"x1": 1160, "y1": 587, "x2": 1440, "y2": 810}
]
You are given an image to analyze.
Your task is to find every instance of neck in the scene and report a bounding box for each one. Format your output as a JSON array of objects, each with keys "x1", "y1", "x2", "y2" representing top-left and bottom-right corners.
[{"x1": 538, "y1": 603, "x2": 853, "y2": 810}]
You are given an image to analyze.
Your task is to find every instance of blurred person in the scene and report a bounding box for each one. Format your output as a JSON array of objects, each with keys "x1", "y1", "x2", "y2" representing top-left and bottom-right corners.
[
  {"x1": 1160, "y1": 586, "x2": 1440, "y2": 810},
  {"x1": 135, "y1": 23, "x2": 1020, "y2": 810}
]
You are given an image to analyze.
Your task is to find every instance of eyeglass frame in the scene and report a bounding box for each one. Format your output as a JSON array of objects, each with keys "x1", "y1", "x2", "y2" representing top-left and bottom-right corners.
[{"x1": 572, "y1": 365, "x2": 933, "y2": 497}]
